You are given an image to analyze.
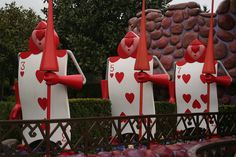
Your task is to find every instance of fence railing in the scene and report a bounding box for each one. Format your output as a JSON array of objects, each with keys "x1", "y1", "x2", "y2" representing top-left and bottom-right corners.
[{"x1": 0, "y1": 112, "x2": 235, "y2": 156}]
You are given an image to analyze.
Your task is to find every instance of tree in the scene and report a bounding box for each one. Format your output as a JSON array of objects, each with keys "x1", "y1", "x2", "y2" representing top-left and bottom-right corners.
[
  {"x1": 50, "y1": 0, "x2": 171, "y2": 76},
  {"x1": 0, "y1": 2, "x2": 41, "y2": 100}
]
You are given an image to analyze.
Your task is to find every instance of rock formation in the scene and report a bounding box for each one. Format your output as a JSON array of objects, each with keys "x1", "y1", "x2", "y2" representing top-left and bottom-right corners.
[{"x1": 128, "y1": 0, "x2": 236, "y2": 104}]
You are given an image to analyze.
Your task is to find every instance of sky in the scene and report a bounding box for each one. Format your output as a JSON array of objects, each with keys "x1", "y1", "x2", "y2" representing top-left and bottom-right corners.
[{"x1": 0, "y1": 0, "x2": 225, "y2": 19}]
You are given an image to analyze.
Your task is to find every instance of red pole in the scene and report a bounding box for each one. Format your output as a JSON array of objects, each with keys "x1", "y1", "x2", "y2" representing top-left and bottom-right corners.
[
  {"x1": 134, "y1": 0, "x2": 150, "y2": 140},
  {"x1": 202, "y1": 0, "x2": 215, "y2": 112},
  {"x1": 40, "y1": 0, "x2": 58, "y2": 156}
]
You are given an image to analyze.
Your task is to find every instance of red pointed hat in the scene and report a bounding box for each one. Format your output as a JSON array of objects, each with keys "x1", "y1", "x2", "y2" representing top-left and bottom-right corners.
[
  {"x1": 134, "y1": 0, "x2": 150, "y2": 71},
  {"x1": 40, "y1": 0, "x2": 59, "y2": 72},
  {"x1": 202, "y1": 0, "x2": 216, "y2": 74},
  {"x1": 35, "y1": 21, "x2": 47, "y2": 30}
]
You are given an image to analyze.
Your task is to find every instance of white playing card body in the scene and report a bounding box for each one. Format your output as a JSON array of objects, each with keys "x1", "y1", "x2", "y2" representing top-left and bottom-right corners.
[
  {"x1": 175, "y1": 62, "x2": 218, "y2": 132},
  {"x1": 108, "y1": 57, "x2": 155, "y2": 136},
  {"x1": 18, "y1": 52, "x2": 70, "y2": 147}
]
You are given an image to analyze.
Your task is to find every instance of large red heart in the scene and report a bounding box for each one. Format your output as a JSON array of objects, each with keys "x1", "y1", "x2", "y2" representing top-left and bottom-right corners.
[
  {"x1": 192, "y1": 100, "x2": 201, "y2": 109},
  {"x1": 125, "y1": 38, "x2": 134, "y2": 48},
  {"x1": 120, "y1": 112, "x2": 127, "y2": 123},
  {"x1": 38, "y1": 97, "x2": 47, "y2": 110},
  {"x1": 182, "y1": 74, "x2": 191, "y2": 84},
  {"x1": 191, "y1": 45, "x2": 199, "y2": 53},
  {"x1": 35, "y1": 70, "x2": 45, "y2": 83},
  {"x1": 36, "y1": 30, "x2": 45, "y2": 41},
  {"x1": 20, "y1": 71, "x2": 24, "y2": 77},
  {"x1": 200, "y1": 94, "x2": 208, "y2": 104},
  {"x1": 125, "y1": 93, "x2": 135, "y2": 104},
  {"x1": 115, "y1": 72, "x2": 124, "y2": 83},
  {"x1": 183, "y1": 94, "x2": 191, "y2": 103},
  {"x1": 200, "y1": 74, "x2": 206, "y2": 84}
]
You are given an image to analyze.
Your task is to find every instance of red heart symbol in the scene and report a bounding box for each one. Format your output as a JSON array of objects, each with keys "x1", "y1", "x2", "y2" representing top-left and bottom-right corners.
[
  {"x1": 192, "y1": 100, "x2": 201, "y2": 109},
  {"x1": 35, "y1": 70, "x2": 45, "y2": 83},
  {"x1": 182, "y1": 74, "x2": 191, "y2": 84},
  {"x1": 191, "y1": 45, "x2": 199, "y2": 53},
  {"x1": 38, "y1": 97, "x2": 47, "y2": 110},
  {"x1": 177, "y1": 75, "x2": 181, "y2": 79},
  {"x1": 200, "y1": 74, "x2": 206, "y2": 84},
  {"x1": 36, "y1": 30, "x2": 45, "y2": 41},
  {"x1": 125, "y1": 93, "x2": 135, "y2": 104},
  {"x1": 125, "y1": 38, "x2": 134, "y2": 48},
  {"x1": 120, "y1": 112, "x2": 127, "y2": 123},
  {"x1": 20, "y1": 71, "x2": 24, "y2": 77},
  {"x1": 110, "y1": 73, "x2": 114, "y2": 78},
  {"x1": 183, "y1": 94, "x2": 191, "y2": 103},
  {"x1": 115, "y1": 72, "x2": 124, "y2": 83},
  {"x1": 185, "y1": 109, "x2": 191, "y2": 114},
  {"x1": 200, "y1": 94, "x2": 208, "y2": 104}
]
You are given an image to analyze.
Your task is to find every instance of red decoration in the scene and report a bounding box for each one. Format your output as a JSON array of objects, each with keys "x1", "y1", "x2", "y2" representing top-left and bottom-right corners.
[
  {"x1": 202, "y1": 0, "x2": 216, "y2": 74},
  {"x1": 134, "y1": 0, "x2": 150, "y2": 71},
  {"x1": 40, "y1": 0, "x2": 59, "y2": 72}
]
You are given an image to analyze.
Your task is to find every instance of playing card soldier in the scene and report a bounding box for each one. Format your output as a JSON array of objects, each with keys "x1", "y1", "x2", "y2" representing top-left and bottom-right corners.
[
  {"x1": 10, "y1": 0, "x2": 86, "y2": 148},
  {"x1": 101, "y1": 0, "x2": 170, "y2": 138},
  {"x1": 170, "y1": 39, "x2": 231, "y2": 131}
]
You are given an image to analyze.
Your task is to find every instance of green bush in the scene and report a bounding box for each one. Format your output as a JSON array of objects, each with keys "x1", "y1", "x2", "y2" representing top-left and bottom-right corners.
[
  {"x1": 69, "y1": 98, "x2": 111, "y2": 118},
  {"x1": 0, "y1": 101, "x2": 14, "y2": 120},
  {"x1": 0, "y1": 99, "x2": 235, "y2": 120}
]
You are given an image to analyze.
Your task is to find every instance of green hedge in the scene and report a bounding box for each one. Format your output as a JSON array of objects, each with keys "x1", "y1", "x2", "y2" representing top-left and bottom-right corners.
[{"x1": 0, "y1": 99, "x2": 236, "y2": 120}]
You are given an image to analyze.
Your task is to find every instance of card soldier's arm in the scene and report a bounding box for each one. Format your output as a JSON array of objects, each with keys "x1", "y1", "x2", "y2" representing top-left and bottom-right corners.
[
  {"x1": 44, "y1": 50, "x2": 86, "y2": 90},
  {"x1": 204, "y1": 61, "x2": 232, "y2": 86},
  {"x1": 9, "y1": 81, "x2": 22, "y2": 120},
  {"x1": 205, "y1": 61, "x2": 232, "y2": 86},
  {"x1": 135, "y1": 56, "x2": 170, "y2": 86},
  {"x1": 101, "y1": 58, "x2": 109, "y2": 99}
]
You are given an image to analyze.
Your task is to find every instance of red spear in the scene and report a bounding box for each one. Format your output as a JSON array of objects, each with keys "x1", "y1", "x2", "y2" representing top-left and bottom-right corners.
[
  {"x1": 39, "y1": 0, "x2": 58, "y2": 156},
  {"x1": 202, "y1": 0, "x2": 215, "y2": 112},
  {"x1": 134, "y1": 0, "x2": 150, "y2": 139}
]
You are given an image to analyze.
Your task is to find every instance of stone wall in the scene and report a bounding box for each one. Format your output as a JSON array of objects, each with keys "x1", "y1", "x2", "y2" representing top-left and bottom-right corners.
[{"x1": 128, "y1": 0, "x2": 236, "y2": 104}]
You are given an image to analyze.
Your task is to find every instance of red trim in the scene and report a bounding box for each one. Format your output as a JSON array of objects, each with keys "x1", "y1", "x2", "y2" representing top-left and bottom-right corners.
[{"x1": 109, "y1": 56, "x2": 120, "y2": 63}]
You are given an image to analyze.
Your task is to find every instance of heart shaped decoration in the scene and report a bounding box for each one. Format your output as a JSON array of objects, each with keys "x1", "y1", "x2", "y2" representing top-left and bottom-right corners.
[
  {"x1": 125, "y1": 93, "x2": 135, "y2": 104},
  {"x1": 110, "y1": 73, "x2": 114, "y2": 78},
  {"x1": 192, "y1": 100, "x2": 201, "y2": 109},
  {"x1": 115, "y1": 72, "x2": 124, "y2": 83},
  {"x1": 183, "y1": 94, "x2": 191, "y2": 103},
  {"x1": 20, "y1": 71, "x2": 24, "y2": 77},
  {"x1": 182, "y1": 74, "x2": 191, "y2": 84},
  {"x1": 35, "y1": 70, "x2": 45, "y2": 83},
  {"x1": 200, "y1": 94, "x2": 208, "y2": 104},
  {"x1": 38, "y1": 97, "x2": 47, "y2": 110}
]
